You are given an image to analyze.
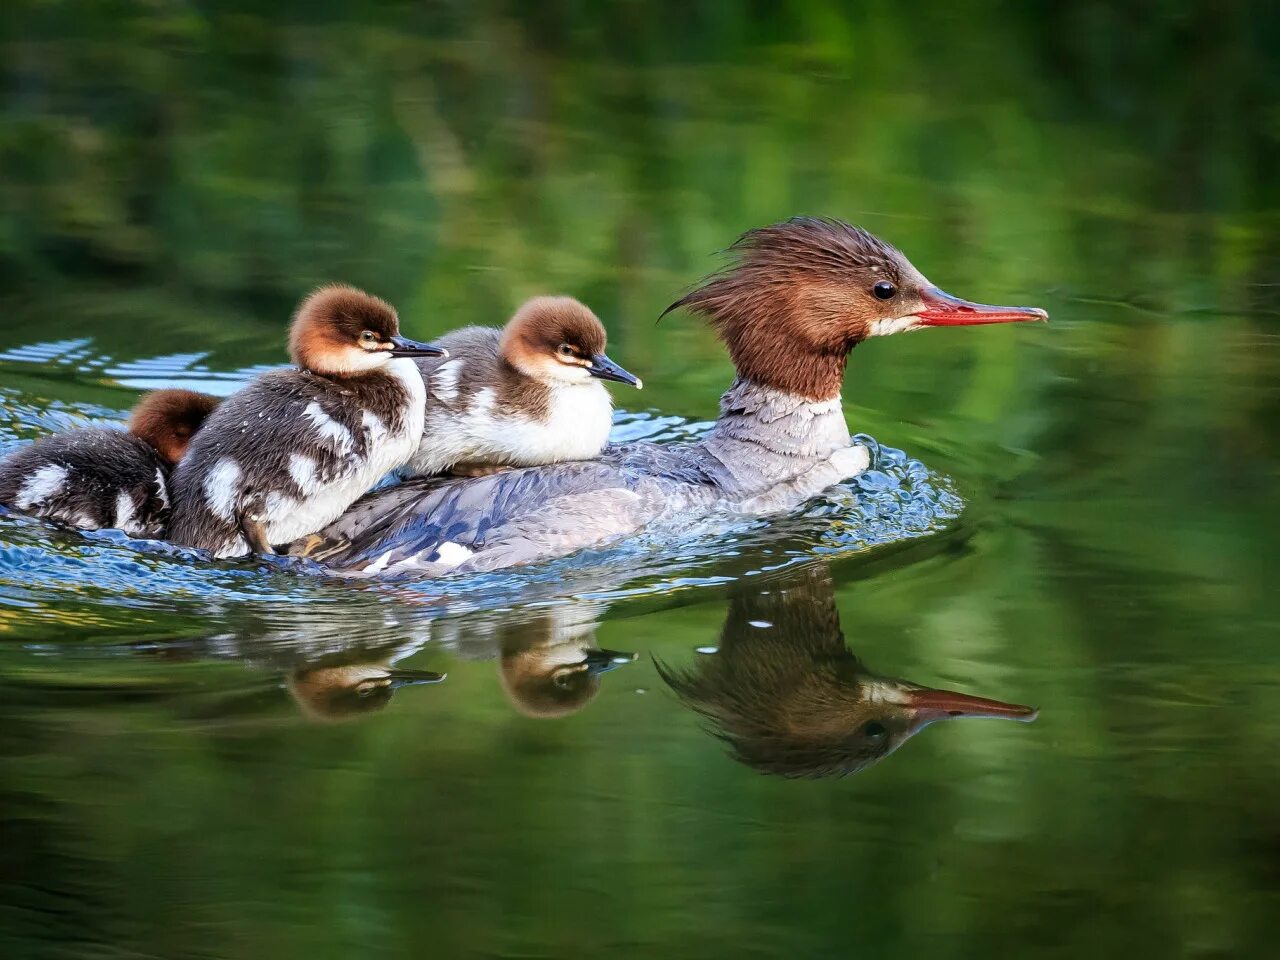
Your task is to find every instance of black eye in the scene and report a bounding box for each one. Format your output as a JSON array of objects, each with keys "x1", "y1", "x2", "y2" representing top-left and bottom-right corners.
[
  {"x1": 360, "y1": 330, "x2": 377, "y2": 343},
  {"x1": 557, "y1": 343, "x2": 575, "y2": 357},
  {"x1": 861, "y1": 721, "x2": 888, "y2": 741},
  {"x1": 872, "y1": 281, "x2": 896, "y2": 300}
]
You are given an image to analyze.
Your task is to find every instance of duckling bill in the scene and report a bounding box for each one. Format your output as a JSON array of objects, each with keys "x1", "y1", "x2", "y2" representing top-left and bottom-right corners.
[{"x1": 167, "y1": 284, "x2": 445, "y2": 558}]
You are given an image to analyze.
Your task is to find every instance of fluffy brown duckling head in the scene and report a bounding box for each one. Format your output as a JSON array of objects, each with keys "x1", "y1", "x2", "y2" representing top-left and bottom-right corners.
[
  {"x1": 499, "y1": 641, "x2": 636, "y2": 719},
  {"x1": 287, "y1": 662, "x2": 445, "y2": 723},
  {"x1": 128, "y1": 388, "x2": 222, "y2": 466},
  {"x1": 662, "y1": 217, "x2": 1047, "y2": 401},
  {"x1": 288, "y1": 284, "x2": 446, "y2": 377},
  {"x1": 500, "y1": 296, "x2": 641, "y2": 389}
]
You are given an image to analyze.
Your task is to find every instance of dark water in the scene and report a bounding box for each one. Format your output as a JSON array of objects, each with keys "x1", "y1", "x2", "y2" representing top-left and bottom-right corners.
[{"x1": 3, "y1": 4, "x2": 1280, "y2": 958}]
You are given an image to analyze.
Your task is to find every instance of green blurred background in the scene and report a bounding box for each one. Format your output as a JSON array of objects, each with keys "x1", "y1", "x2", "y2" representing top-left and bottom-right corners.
[{"x1": 1, "y1": 2, "x2": 1279, "y2": 958}]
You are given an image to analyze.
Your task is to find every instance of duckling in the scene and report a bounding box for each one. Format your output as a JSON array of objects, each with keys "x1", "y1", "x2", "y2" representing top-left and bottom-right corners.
[
  {"x1": 166, "y1": 284, "x2": 446, "y2": 558},
  {"x1": 657, "y1": 564, "x2": 1037, "y2": 779},
  {"x1": 287, "y1": 660, "x2": 445, "y2": 723},
  {"x1": 129, "y1": 388, "x2": 222, "y2": 466},
  {"x1": 0, "y1": 388, "x2": 219, "y2": 537},
  {"x1": 494, "y1": 607, "x2": 636, "y2": 718},
  {"x1": 402, "y1": 296, "x2": 641, "y2": 478}
]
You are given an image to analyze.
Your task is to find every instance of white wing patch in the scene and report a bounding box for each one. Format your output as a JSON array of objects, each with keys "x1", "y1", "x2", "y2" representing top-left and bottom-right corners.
[
  {"x1": 288, "y1": 453, "x2": 317, "y2": 493},
  {"x1": 304, "y1": 401, "x2": 354, "y2": 455},
  {"x1": 15, "y1": 463, "x2": 68, "y2": 509},
  {"x1": 114, "y1": 491, "x2": 137, "y2": 532},
  {"x1": 471, "y1": 386, "x2": 497, "y2": 416},
  {"x1": 154, "y1": 468, "x2": 170, "y2": 510},
  {"x1": 361, "y1": 409, "x2": 388, "y2": 443},
  {"x1": 203, "y1": 457, "x2": 241, "y2": 521},
  {"x1": 431, "y1": 360, "x2": 463, "y2": 404},
  {"x1": 432, "y1": 541, "x2": 474, "y2": 567},
  {"x1": 363, "y1": 550, "x2": 395, "y2": 575}
]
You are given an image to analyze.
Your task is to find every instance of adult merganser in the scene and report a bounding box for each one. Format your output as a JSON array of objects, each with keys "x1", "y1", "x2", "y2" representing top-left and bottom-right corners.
[
  {"x1": 167, "y1": 284, "x2": 446, "y2": 558},
  {"x1": 293, "y1": 218, "x2": 1046, "y2": 575},
  {"x1": 402, "y1": 296, "x2": 641, "y2": 478},
  {"x1": 657, "y1": 563, "x2": 1037, "y2": 778},
  {"x1": 0, "y1": 388, "x2": 219, "y2": 537}
]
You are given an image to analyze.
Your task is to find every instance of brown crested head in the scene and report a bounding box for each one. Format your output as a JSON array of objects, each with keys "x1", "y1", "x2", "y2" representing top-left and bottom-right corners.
[
  {"x1": 288, "y1": 284, "x2": 446, "y2": 376},
  {"x1": 128, "y1": 388, "x2": 221, "y2": 465},
  {"x1": 500, "y1": 296, "x2": 642, "y2": 389},
  {"x1": 662, "y1": 217, "x2": 1047, "y2": 401},
  {"x1": 656, "y1": 564, "x2": 1037, "y2": 779}
]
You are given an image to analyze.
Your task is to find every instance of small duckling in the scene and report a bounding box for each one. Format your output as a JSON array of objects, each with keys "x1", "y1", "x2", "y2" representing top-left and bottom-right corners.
[
  {"x1": 287, "y1": 661, "x2": 445, "y2": 723},
  {"x1": 499, "y1": 624, "x2": 636, "y2": 719},
  {"x1": 129, "y1": 388, "x2": 223, "y2": 466},
  {"x1": 0, "y1": 388, "x2": 219, "y2": 537},
  {"x1": 402, "y1": 296, "x2": 641, "y2": 478},
  {"x1": 166, "y1": 284, "x2": 446, "y2": 558}
]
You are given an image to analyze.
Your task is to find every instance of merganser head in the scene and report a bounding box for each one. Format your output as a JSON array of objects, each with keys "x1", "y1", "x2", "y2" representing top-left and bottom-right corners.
[
  {"x1": 662, "y1": 217, "x2": 1047, "y2": 401},
  {"x1": 500, "y1": 296, "x2": 642, "y2": 389},
  {"x1": 128, "y1": 388, "x2": 221, "y2": 465},
  {"x1": 657, "y1": 564, "x2": 1037, "y2": 778},
  {"x1": 662, "y1": 663, "x2": 1038, "y2": 779},
  {"x1": 289, "y1": 284, "x2": 447, "y2": 376},
  {"x1": 286, "y1": 661, "x2": 445, "y2": 722}
]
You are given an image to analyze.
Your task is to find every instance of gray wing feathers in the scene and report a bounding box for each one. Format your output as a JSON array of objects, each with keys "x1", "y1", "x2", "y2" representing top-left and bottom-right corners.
[{"x1": 294, "y1": 459, "x2": 655, "y2": 573}]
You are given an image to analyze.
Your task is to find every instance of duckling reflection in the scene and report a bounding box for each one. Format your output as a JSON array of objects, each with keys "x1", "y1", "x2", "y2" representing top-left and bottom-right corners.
[
  {"x1": 434, "y1": 603, "x2": 635, "y2": 718},
  {"x1": 130, "y1": 611, "x2": 445, "y2": 724},
  {"x1": 287, "y1": 660, "x2": 444, "y2": 723},
  {"x1": 657, "y1": 564, "x2": 1037, "y2": 778},
  {"x1": 126, "y1": 596, "x2": 632, "y2": 721}
]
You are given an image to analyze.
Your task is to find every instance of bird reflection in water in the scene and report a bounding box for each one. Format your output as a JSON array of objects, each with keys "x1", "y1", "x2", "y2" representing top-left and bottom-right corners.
[
  {"x1": 657, "y1": 563, "x2": 1037, "y2": 778},
  {"x1": 286, "y1": 661, "x2": 445, "y2": 722},
  {"x1": 434, "y1": 603, "x2": 636, "y2": 718},
  {"x1": 270, "y1": 601, "x2": 636, "y2": 721}
]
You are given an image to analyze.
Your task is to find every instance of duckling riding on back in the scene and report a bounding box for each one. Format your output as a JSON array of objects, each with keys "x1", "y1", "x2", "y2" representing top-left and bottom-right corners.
[
  {"x1": 166, "y1": 284, "x2": 445, "y2": 558},
  {"x1": 403, "y1": 295, "x2": 641, "y2": 479},
  {"x1": 0, "y1": 388, "x2": 219, "y2": 538}
]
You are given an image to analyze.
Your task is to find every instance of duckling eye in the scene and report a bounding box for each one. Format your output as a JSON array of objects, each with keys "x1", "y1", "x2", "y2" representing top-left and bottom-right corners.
[
  {"x1": 861, "y1": 720, "x2": 888, "y2": 742},
  {"x1": 557, "y1": 343, "x2": 576, "y2": 359},
  {"x1": 872, "y1": 281, "x2": 897, "y2": 301},
  {"x1": 360, "y1": 330, "x2": 377, "y2": 344}
]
